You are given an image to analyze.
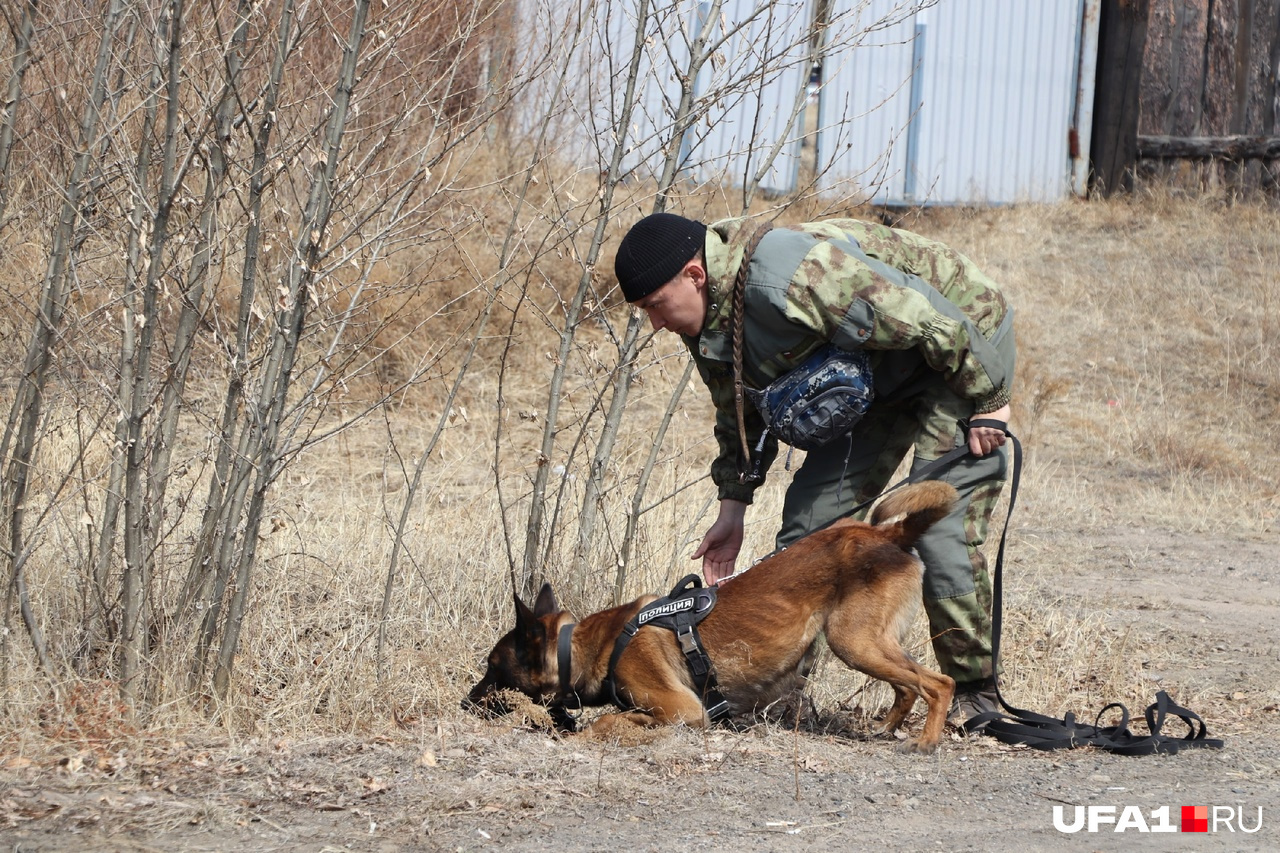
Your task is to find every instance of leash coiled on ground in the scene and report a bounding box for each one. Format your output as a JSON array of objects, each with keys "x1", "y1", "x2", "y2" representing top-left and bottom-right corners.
[{"x1": 958, "y1": 423, "x2": 1225, "y2": 754}]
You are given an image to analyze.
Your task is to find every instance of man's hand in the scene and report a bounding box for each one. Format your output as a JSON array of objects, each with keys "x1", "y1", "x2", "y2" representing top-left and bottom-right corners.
[
  {"x1": 968, "y1": 403, "x2": 1011, "y2": 456},
  {"x1": 692, "y1": 499, "x2": 748, "y2": 583}
]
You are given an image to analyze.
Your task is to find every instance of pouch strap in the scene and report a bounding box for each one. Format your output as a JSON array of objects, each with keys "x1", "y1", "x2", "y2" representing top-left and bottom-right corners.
[{"x1": 732, "y1": 222, "x2": 775, "y2": 484}]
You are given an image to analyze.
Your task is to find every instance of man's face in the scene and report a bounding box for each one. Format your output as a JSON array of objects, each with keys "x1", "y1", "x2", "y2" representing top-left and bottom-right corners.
[{"x1": 633, "y1": 258, "x2": 708, "y2": 338}]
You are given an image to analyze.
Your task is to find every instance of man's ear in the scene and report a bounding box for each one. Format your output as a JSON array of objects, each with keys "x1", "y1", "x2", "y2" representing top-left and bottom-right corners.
[{"x1": 684, "y1": 256, "x2": 707, "y2": 291}]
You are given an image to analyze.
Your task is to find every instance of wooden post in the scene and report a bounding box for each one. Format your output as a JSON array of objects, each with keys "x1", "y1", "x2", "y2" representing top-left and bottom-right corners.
[
  {"x1": 1267, "y1": 1, "x2": 1280, "y2": 189},
  {"x1": 1090, "y1": 0, "x2": 1152, "y2": 195},
  {"x1": 1226, "y1": 0, "x2": 1254, "y2": 190}
]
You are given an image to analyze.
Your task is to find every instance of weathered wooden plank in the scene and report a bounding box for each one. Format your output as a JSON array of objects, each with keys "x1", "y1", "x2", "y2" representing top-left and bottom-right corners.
[
  {"x1": 1092, "y1": 0, "x2": 1153, "y2": 194},
  {"x1": 1137, "y1": 132, "x2": 1280, "y2": 156}
]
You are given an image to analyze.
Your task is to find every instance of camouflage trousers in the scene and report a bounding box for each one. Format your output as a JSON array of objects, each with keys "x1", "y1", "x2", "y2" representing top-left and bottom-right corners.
[{"x1": 775, "y1": 378, "x2": 1007, "y2": 685}]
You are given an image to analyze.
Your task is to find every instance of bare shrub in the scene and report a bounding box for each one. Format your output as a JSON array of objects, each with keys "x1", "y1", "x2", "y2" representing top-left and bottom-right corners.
[{"x1": 2, "y1": 0, "x2": 1276, "y2": 751}]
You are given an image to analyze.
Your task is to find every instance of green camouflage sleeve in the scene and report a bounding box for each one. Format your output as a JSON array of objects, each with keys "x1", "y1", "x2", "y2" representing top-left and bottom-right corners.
[{"x1": 783, "y1": 220, "x2": 1013, "y2": 412}]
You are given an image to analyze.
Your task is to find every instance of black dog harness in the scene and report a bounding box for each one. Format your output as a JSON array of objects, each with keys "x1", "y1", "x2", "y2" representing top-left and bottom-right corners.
[{"x1": 557, "y1": 575, "x2": 730, "y2": 723}]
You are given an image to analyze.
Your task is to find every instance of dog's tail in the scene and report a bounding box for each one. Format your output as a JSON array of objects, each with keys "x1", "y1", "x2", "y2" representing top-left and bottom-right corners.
[{"x1": 870, "y1": 481, "x2": 958, "y2": 550}]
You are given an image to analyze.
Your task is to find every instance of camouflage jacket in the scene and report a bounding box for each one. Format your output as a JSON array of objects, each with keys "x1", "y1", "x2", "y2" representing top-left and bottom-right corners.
[{"x1": 684, "y1": 218, "x2": 1016, "y2": 504}]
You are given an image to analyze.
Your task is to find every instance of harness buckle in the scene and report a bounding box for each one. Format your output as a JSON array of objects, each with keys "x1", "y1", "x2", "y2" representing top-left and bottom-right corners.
[
  {"x1": 704, "y1": 697, "x2": 731, "y2": 722},
  {"x1": 677, "y1": 627, "x2": 712, "y2": 677}
]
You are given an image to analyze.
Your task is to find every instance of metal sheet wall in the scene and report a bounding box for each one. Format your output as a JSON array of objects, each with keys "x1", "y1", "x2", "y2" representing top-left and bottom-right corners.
[
  {"x1": 817, "y1": 0, "x2": 1090, "y2": 204},
  {"x1": 508, "y1": 0, "x2": 699, "y2": 181},
  {"x1": 687, "y1": 0, "x2": 813, "y2": 194},
  {"x1": 512, "y1": 0, "x2": 812, "y2": 191},
  {"x1": 814, "y1": 1, "x2": 920, "y2": 203},
  {"x1": 513, "y1": 0, "x2": 1095, "y2": 204},
  {"x1": 915, "y1": 0, "x2": 1082, "y2": 203}
]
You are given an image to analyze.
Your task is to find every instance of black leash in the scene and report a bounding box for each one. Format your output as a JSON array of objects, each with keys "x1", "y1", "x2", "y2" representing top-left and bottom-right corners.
[{"x1": 958, "y1": 424, "x2": 1225, "y2": 754}]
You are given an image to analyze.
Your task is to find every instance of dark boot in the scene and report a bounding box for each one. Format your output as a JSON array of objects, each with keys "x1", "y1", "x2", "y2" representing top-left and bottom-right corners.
[{"x1": 949, "y1": 678, "x2": 999, "y2": 732}]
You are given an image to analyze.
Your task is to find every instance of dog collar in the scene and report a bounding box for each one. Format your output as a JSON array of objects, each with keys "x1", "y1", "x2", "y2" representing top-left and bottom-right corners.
[{"x1": 556, "y1": 623, "x2": 580, "y2": 708}]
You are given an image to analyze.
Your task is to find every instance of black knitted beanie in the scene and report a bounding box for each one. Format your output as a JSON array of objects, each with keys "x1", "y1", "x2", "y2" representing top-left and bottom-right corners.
[{"x1": 614, "y1": 213, "x2": 707, "y2": 302}]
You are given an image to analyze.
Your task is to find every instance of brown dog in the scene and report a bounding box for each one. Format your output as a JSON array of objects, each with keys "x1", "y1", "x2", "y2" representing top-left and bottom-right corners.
[{"x1": 465, "y1": 481, "x2": 958, "y2": 752}]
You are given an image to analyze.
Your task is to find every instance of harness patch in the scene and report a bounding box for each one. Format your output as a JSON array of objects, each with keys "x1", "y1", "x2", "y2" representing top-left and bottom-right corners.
[
  {"x1": 637, "y1": 596, "x2": 695, "y2": 625},
  {"x1": 605, "y1": 574, "x2": 730, "y2": 722}
]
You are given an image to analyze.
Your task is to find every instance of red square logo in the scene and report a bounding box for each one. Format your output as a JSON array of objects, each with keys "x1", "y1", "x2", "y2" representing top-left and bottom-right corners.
[{"x1": 1181, "y1": 805, "x2": 1208, "y2": 833}]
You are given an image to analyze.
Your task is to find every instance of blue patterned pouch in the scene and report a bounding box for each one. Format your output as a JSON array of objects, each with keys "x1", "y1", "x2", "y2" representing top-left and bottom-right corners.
[{"x1": 747, "y1": 346, "x2": 874, "y2": 450}]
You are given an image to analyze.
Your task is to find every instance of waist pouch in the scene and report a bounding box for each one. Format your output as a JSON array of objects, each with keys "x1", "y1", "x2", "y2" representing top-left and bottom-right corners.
[{"x1": 747, "y1": 345, "x2": 874, "y2": 450}]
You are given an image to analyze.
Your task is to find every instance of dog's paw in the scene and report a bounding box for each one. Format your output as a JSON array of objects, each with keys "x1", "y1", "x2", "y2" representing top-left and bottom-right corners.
[
  {"x1": 583, "y1": 713, "x2": 666, "y2": 745},
  {"x1": 896, "y1": 738, "x2": 939, "y2": 755},
  {"x1": 548, "y1": 704, "x2": 579, "y2": 733}
]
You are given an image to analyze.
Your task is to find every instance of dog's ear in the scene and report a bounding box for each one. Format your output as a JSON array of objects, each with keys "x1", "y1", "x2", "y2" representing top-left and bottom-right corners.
[
  {"x1": 513, "y1": 591, "x2": 537, "y2": 629},
  {"x1": 533, "y1": 583, "x2": 559, "y2": 617}
]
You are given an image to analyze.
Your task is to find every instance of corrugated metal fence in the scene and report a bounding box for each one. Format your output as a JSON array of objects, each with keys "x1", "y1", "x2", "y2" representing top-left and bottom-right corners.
[
  {"x1": 523, "y1": 0, "x2": 1097, "y2": 205},
  {"x1": 818, "y1": 0, "x2": 1092, "y2": 204}
]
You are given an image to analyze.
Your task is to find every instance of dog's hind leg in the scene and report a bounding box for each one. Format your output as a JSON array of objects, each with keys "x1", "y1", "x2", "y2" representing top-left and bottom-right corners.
[
  {"x1": 824, "y1": 611, "x2": 955, "y2": 753},
  {"x1": 892, "y1": 663, "x2": 953, "y2": 753},
  {"x1": 876, "y1": 684, "x2": 917, "y2": 737},
  {"x1": 837, "y1": 643, "x2": 953, "y2": 752}
]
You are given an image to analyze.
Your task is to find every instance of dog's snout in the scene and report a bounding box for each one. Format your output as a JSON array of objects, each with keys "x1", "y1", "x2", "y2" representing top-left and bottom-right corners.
[
  {"x1": 462, "y1": 673, "x2": 511, "y2": 719},
  {"x1": 461, "y1": 691, "x2": 494, "y2": 718}
]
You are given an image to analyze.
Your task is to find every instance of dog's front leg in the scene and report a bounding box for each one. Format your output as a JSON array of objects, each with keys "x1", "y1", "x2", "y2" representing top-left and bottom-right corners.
[
  {"x1": 585, "y1": 686, "x2": 709, "y2": 738},
  {"x1": 584, "y1": 710, "x2": 666, "y2": 738}
]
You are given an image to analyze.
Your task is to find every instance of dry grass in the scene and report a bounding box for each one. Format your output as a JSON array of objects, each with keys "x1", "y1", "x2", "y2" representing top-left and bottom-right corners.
[{"x1": 2, "y1": 188, "x2": 1278, "y2": 758}]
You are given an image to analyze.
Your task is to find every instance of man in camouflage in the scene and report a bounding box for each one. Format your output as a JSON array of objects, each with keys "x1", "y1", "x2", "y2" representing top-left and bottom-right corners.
[{"x1": 613, "y1": 212, "x2": 1014, "y2": 725}]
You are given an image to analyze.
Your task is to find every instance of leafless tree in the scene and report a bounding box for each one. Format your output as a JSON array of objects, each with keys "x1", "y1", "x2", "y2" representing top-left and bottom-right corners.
[
  {"x1": 0, "y1": 0, "x2": 522, "y2": 709},
  {"x1": 0, "y1": 0, "x2": 930, "y2": 718}
]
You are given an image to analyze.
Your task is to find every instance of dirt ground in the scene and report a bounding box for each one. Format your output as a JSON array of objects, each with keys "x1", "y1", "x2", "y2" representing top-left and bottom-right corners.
[{"x1": 3, "y1": 521, "x2": 1278, "y2": 851}]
